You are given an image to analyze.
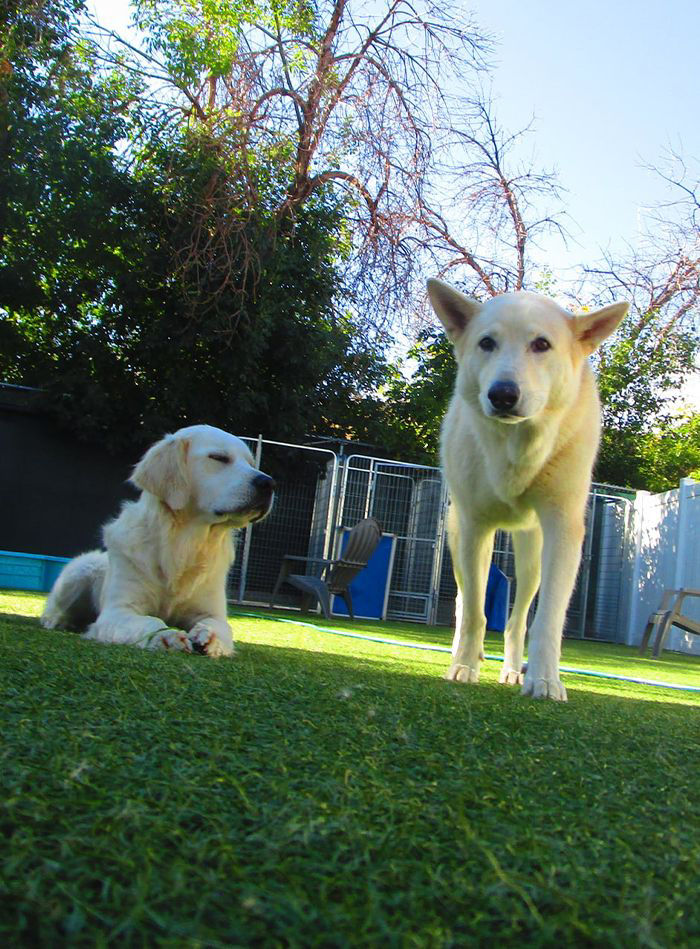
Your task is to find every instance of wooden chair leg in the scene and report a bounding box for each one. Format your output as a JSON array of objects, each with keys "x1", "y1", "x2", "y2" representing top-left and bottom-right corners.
[
  {"x1": 639, "y1": 617, "x2": 657, "y2": 656},
  {"x1": 652, "y1": 613, "x2": 674, "y2": 658},
  {"x1": 317, "y1": 587, "x2": 331, "y2": 620},
  {"x1": 270, "y1": 562, "x2": 292, "y2": 608},
  {"x1": 341, "y1": 589, "x2": 354, "y2": 620},
  {"x1": 270, "y1": 575, "x2": 282, "y2": 609},
  {"x1": 300, "y1": 592, "x2": 314, "y2": 614}
]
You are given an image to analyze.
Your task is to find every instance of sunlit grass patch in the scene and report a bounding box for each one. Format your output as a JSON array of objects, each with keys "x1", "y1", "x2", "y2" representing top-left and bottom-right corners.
[{"x1": 1, "y1": 590, "x2": 699, "y2": 945}]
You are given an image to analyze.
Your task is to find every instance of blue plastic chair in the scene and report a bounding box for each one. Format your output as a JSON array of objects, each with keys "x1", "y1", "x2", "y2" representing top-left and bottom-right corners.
[{"x1": 485, "y1": 564, "x2": 509, "y2": 632}]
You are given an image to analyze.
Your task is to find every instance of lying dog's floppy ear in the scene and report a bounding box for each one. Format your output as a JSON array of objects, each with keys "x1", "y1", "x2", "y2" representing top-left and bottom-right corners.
[
  {"x1": 574, "y1": 302, "x2": 629, "y2": 355},
  {"x1": 427, "y1": 278, "x2": 481, "y2": 343},
  {"x1": 131, "y1": 435, "x2": 191, "y2": 510}
]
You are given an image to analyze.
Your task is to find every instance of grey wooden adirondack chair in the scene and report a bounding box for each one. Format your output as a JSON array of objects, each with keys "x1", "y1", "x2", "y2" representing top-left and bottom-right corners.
[
  {"x1": 270, "y1": 517, "x2": 382, "y2": 620},
  {"x1": 639, "y1": 588, "x2": 700, "y2": 657}
]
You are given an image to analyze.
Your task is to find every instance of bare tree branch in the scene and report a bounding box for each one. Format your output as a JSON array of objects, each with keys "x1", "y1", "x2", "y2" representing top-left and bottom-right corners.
[
  {"x1": 581, "y1": 154, "x2": 700, "y2": 356},
  {"x1": 86, "y1": 1, "x2": 570, "y2": 329}
]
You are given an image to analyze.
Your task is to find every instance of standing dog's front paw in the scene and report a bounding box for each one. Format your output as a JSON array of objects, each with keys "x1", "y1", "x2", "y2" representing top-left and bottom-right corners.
[
  {"x1": 499, "y1": 666, "x2": 524, "y2": 686},
  {"x1": 521, "y1": 672, "x2": 567, "y2": 701},
  {"x1": 188, "y1": 622, "x2": 233, "y2": 658},
  {"x1": 445, "y1": 662, "x2": 480, "y2": 684}
]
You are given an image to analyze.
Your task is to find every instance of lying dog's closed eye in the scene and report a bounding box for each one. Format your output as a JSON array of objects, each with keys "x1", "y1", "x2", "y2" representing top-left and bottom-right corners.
[{"x1": 41, "y1": 425, "x2": 275, "y2": 656}]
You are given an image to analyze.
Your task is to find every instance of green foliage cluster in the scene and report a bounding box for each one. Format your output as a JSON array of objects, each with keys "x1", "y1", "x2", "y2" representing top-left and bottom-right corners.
[
  {"x1": 618, "y1": 414, "x2": 700, "y2": 494},
  {"x1": 371, "y1": 329, "x2": 455, "y2": 465},
  {"x1": 596, "y1": 316, "x2": 700, "y2": 490},
  {"x1": 0, "y1": 0, "x2": 390, "y2": 453},
  {"x1": 133, "y1": 0, "x2": 315, "y2": 83}
]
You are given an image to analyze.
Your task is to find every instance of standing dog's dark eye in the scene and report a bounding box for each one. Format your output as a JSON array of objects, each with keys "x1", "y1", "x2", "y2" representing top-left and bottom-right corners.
[
  {"x1": 531, "y1": 337, "x2": 551, "y2": 353},
  {"x1": 208, "y1": 453, "x2": 230, "y2": 464},
  {"x1": 478, "y1": 336, "x2": 497, "y2": 352}
]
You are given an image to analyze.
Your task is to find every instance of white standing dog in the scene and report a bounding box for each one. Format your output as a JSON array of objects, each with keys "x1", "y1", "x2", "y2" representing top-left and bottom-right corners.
[
  {"x1": 41, "y1": 425, "x2": 274, "y2": 656},
  {"x1": 427, "y1": 280, "x2": 628, "y2": 700}
]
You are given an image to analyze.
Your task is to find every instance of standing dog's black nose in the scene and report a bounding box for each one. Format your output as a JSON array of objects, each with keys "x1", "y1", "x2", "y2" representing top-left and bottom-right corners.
[
  {"x1": 488, "y1": 381, "x2": 520, "y2": 413},
  {"x1": 253, "y1": 473, "x2": 276, "y2": 500}
]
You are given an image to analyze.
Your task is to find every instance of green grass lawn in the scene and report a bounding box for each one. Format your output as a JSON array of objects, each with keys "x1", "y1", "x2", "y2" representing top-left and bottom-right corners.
[{"x1": 2, "y1": 590, "x2": 699, "y2": 947}]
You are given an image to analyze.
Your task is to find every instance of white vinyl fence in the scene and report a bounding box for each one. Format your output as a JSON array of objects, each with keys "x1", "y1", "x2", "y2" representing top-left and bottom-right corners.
[{"x1": 624, "y1": 478, "x2": 700, "y2": 655}]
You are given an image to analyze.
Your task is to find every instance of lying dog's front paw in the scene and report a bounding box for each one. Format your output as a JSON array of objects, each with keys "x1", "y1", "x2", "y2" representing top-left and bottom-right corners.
[
  {"x1": 445, "y1": 662, "x2": 480, "y2": 684},
  {"x1": 188, "y1": 623, "x2": 233, "y2": 658},
  {"x1": 521, "y1": 673, "x2": 567, "y2": 701},
  {"x1": 40, "y1": 610, "x2": 62, "y2": 630},
  {"x1": 158, "y1": 629, "x2": 193, "y2": 652}
]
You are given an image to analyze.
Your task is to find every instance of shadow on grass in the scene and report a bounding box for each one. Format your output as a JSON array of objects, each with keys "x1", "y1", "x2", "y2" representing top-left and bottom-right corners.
[
  {"x1": 0, "y1": 617, "x2": 697, "y2": 772},
  {"x1": 235, "y1": 606, "x2": 700, "y2": 693},
  {"x1": 239, "y1": 638, "x2": 700, "y2": 709},
  {"x1": 0, "y1": 610, "x2": 42, "y2": 627},
  {"x1": 5, "y1": 591, "x2": 699, "y2": 683}
]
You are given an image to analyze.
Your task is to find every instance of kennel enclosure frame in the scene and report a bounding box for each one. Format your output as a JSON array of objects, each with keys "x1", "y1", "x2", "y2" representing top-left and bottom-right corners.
[{"x1": 228, "y1": 437, "x2": 633, "y2": 641}]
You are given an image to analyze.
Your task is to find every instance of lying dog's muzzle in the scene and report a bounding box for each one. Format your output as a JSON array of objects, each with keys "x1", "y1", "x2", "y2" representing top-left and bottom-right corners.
[
  {"x1": 214, "y1": 473, "x2": 276, "y2": 522},
  {"x1": 252, "y1": 473, "x2": 276, "y2": 503},
  {"x1": 250, "y1": 473, "x2": 275, "y2": 521}
]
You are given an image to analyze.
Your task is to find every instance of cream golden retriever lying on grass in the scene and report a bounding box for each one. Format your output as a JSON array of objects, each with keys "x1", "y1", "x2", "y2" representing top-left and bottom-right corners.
[{"x1": 41, "y1": 425, "x2": 274, "y2": 657}]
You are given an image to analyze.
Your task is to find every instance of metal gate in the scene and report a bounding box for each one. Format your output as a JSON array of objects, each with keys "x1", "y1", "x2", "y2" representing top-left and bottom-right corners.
[
  {"x1": 336, "y1": 455, "x2": 448, "y2": 623},
  {"x1": 226, "y1": 437, "x2": 634, "y2": 643},
  {"x1": 434, "y1": 486, "x2": 633, "y2": 641},
  {"x1": 579, "y1": 490, "x2": 633, "y2": 641},
  {"x1": 228, "y1": 438, "x2": 338, "y2": 606}
]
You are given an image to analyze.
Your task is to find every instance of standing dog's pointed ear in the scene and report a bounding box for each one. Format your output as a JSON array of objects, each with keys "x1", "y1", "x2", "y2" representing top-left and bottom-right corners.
[
  {"x1": 427, "y1": 278, "x2": 481, "y2": 343},
  {"x1": 574, "y1": 302, "x2": 629, "y2": 355},
  {"x1": 131, "y1": 435, "x2": 191, "y2": 510}
]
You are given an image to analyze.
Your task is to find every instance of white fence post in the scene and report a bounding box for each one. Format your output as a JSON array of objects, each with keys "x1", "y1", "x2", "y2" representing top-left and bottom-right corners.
[
  {"x1": 625, "y1": 491, "x2": 649, "y2": 646},
  {"x1": 673, "y1": 477, "x2": 694, "y2": 590},
  {"x1": 669, "y1": 478, "x2": 699, "y2": 654},
  {"x1": 624, "y1": 477, "x2": 700, "y2": 654}
]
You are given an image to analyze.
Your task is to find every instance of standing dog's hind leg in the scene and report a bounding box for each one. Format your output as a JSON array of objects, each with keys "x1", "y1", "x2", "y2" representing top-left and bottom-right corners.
[
  {"x1": 500, "y1": 526, "x2": 542, "y2": 685},
  {"x1": 522, "y1": 507, "x2": 584, "y2": 701}
]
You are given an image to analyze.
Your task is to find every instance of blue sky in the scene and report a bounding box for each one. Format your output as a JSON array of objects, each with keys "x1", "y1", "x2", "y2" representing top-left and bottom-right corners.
[{"x1": 467, "y1": 0, "x2": 700, "y2": 272}]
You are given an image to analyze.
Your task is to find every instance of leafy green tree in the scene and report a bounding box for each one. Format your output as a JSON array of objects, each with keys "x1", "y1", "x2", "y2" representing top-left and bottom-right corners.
[
  {"x1": 635, "y1": 415, "x2": 700, "y2": 493},
  {"x1": 0, "y1": 0, "x2": 391, "y2": 453},
  {"x1": 0, "y1": 0, "x2": 145, "y2": 388},
  {"x1": 367, "y1": 330, "x2": 454, "y2": 464},
  {"x1": 594, "y1": 318, "x2": 698, "y2": 488},
  {"x1": 585, "y1": 153, "x2": 700, "y2": 490},
  {"x1": 93, "y1": 0, "x2": 496, "y2": 330}
]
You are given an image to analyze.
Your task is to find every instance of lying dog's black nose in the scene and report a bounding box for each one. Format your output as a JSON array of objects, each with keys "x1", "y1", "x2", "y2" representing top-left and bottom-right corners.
[
  {"x1": 253, "y1": 473, "x2": 276, "y2": 499},
  {"x1": 488, "y1": 380, "x2": 520, "y2": 413}
]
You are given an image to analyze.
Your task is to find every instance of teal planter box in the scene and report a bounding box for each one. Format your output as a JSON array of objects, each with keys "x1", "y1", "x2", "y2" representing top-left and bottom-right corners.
[{"x1": 0, "y1": 550, "x2": 70, "y2": 592}]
